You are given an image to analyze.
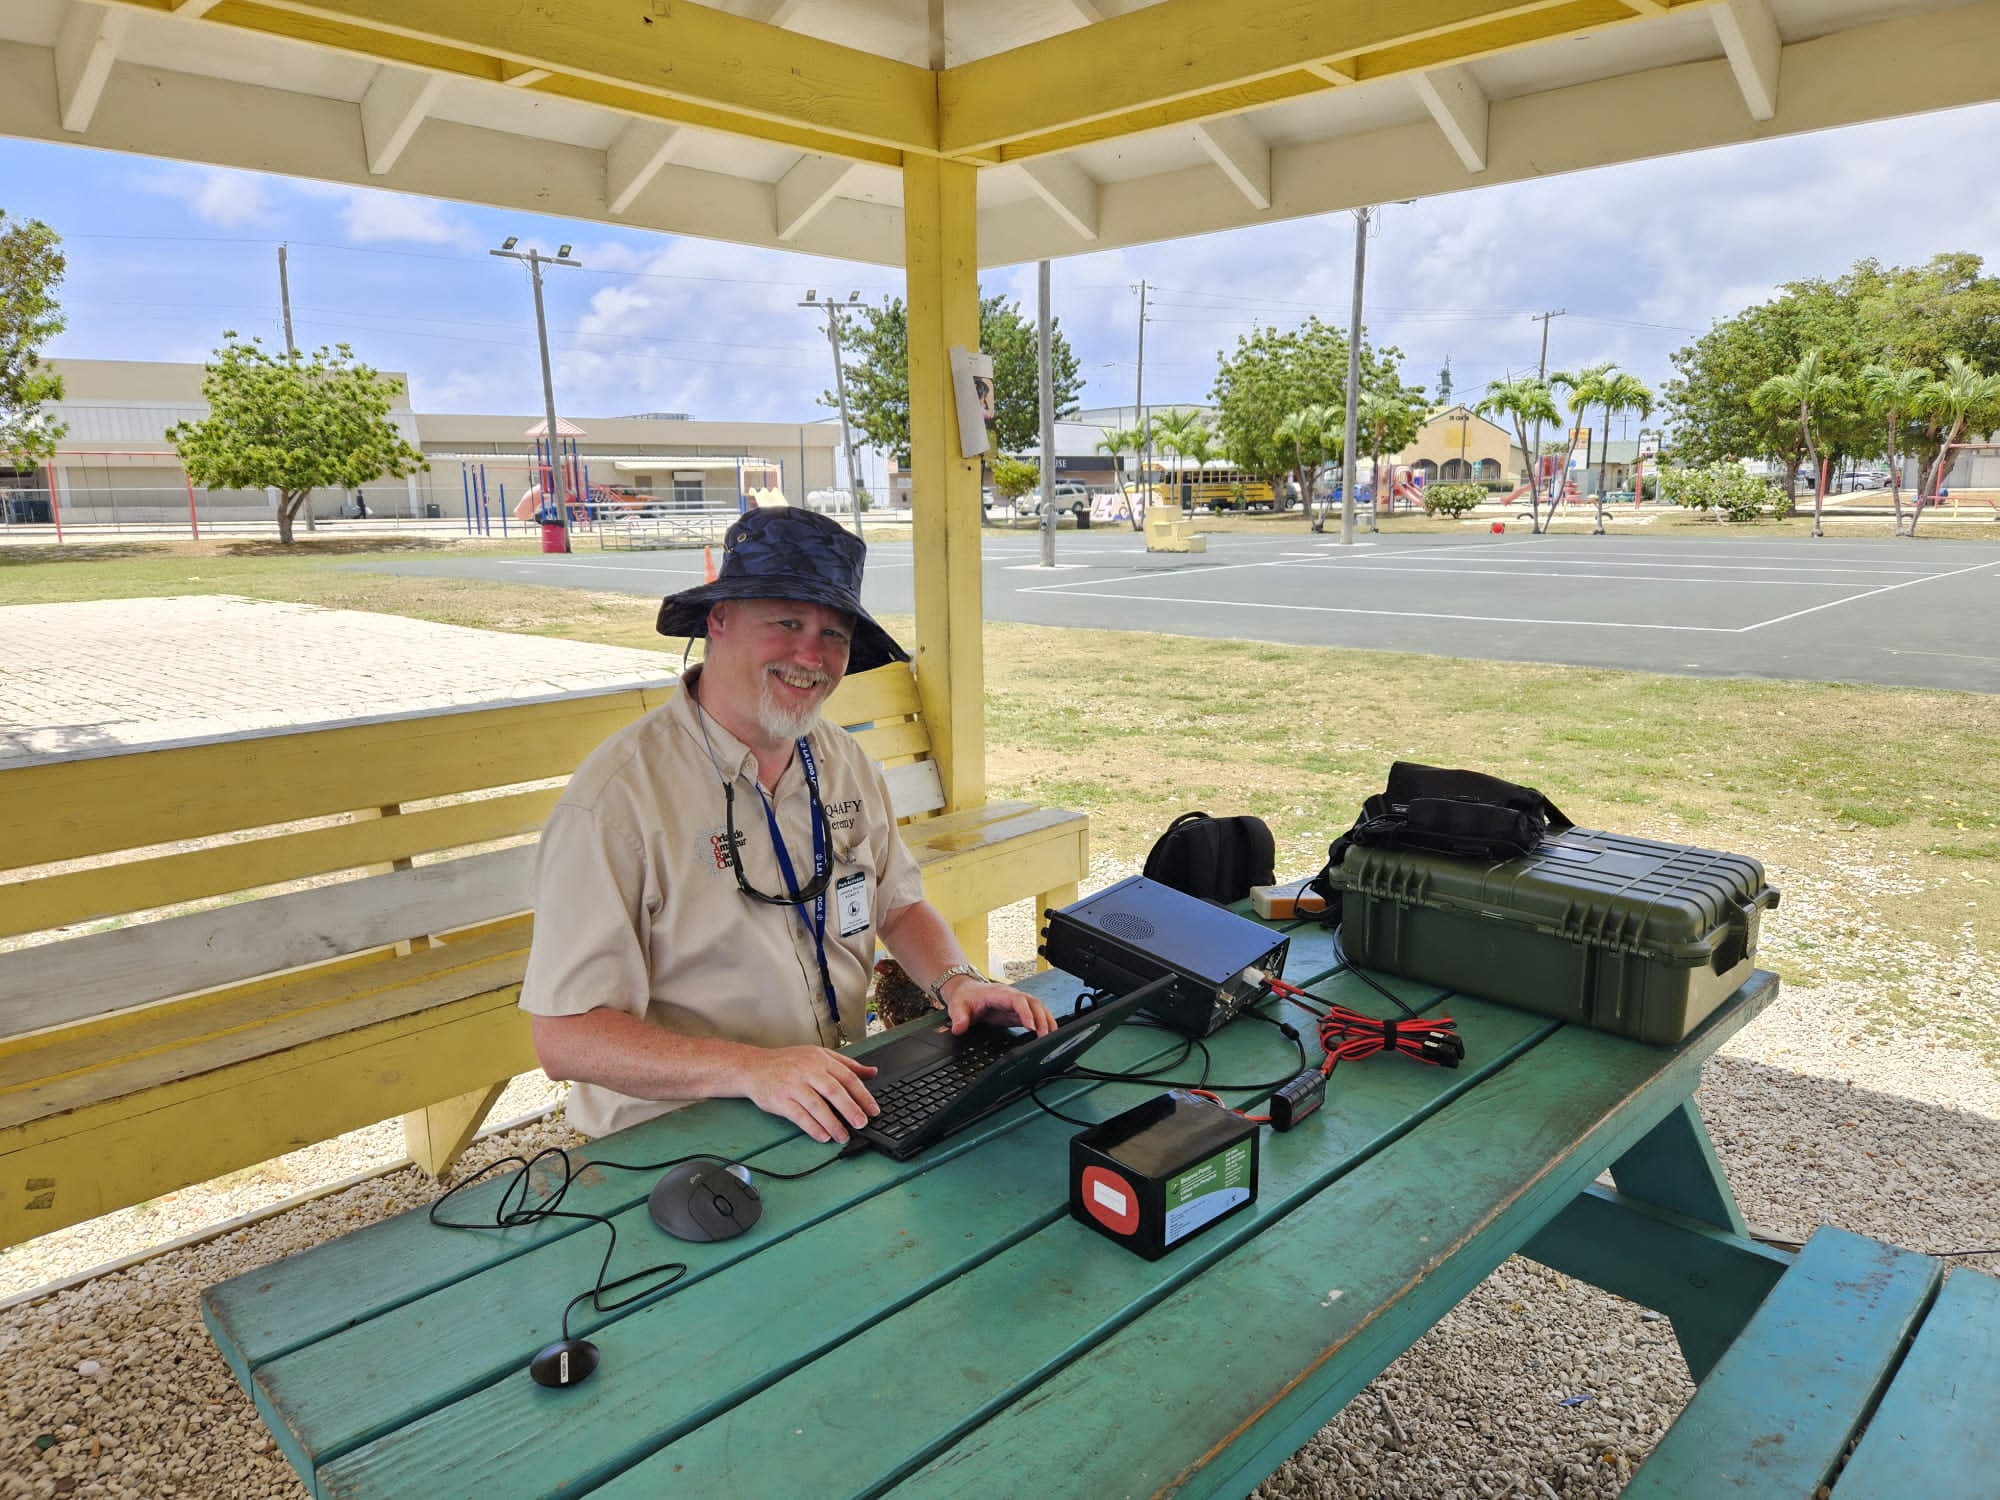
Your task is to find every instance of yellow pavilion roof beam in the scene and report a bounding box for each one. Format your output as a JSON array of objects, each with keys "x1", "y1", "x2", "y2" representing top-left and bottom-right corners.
[
  {"x1": 101, "y1": 0, "x2": 934, "y2": 167},
  {"x1": 938, "y1": 0, "x2": 1714, "y2": 162}
]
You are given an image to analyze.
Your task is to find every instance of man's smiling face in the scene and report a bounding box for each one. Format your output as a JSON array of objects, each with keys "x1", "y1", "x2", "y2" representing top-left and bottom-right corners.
[{"x1": 704, "y1": 598, "x2": 854, "y2": 746}]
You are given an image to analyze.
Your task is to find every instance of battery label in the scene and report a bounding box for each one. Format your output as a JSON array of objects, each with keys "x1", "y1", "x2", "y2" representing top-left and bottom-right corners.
[{"x1": 1162, "y1": 1141, "x2": 1253, "y2": 1245}]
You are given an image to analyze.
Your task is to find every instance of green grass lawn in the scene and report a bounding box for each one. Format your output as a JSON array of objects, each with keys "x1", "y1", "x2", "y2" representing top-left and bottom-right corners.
[{"x1": 8, "y1": 535, "x2": 1998, "y2": 1055}]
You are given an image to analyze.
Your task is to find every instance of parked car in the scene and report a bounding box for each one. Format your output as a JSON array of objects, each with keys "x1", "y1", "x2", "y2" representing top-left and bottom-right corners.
[{"x1": 1019, "y1": 481, "x2": 1094, "y2": 520}]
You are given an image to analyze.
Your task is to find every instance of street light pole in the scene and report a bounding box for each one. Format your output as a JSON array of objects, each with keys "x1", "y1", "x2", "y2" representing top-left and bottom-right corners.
[
  {"x1": 801, "y1": 291, "x2": 868, "y2": 541},
  {"x1": 1339, "y1": 206, "x2": 1369, "y2": 545},
  {"x1": 491, "y1": 237, "x2": 582, "y2": 553}
]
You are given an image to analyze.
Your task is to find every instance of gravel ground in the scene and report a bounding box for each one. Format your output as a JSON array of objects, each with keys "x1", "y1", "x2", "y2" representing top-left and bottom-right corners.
[{"x1": 5, "y1": 852, "x2": 1997, "y2": 1499}]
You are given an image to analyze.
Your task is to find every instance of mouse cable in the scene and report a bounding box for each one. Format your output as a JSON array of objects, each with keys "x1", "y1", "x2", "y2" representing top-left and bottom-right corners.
[{"x1": 429, "y1": 1146, "x2": 700, "y2": 1347}]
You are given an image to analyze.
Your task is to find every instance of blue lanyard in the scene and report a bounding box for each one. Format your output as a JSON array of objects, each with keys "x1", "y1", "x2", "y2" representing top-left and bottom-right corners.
[{"x1": 755, "y1": 737, "x2": 838, "y2": 1026}]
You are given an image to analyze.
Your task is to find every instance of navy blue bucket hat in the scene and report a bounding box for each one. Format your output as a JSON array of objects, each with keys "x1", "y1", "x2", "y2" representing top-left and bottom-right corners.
[{"x1": 655, "y1": 506, "x2": 909, "y2": 674}]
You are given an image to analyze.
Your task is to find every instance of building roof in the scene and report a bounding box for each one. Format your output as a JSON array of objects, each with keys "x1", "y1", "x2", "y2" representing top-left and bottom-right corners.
[{"x1": 5, "y1": 2, "x2": 1991, "y2": 267}]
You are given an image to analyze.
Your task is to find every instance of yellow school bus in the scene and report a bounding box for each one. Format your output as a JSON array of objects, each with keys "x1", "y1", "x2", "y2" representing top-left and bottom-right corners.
[{"x1": 1139, "y1": 462, "x2": 1280, "y2": 511}]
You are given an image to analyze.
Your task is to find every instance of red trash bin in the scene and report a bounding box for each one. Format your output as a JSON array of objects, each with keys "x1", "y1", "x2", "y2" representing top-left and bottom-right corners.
[{"x1": 539, "y1": 522, "x2": 568, "y2": 554}]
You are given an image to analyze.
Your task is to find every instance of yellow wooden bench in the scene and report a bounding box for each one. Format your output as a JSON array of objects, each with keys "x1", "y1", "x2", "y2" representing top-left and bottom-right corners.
[{"x1": 0, "y1": 663, "x2": 1086, "y2": 1250}]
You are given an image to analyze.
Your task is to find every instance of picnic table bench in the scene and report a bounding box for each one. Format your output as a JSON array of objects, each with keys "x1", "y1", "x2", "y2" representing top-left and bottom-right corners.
[
  {"x1": 1625, "y1": 1225, "x2": 2000, "y2": 1497},
  {"x1": 0, "y1": 662, "x2": 1086, "y2": 1249},
  {"x1": 202, "y1": 912, "x2": 1795, "y2": 1498}
]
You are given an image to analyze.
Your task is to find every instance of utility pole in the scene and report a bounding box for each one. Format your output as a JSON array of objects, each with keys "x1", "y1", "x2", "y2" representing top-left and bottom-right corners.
[
  {"x1": 1530, "y1": 308, "x2": 1566, "y2": 511},
  {"x1": 277, "y1": 244, "x2": 297, "y2": 357},
  {"x1": 1531, "y1": 308, "x2": 1566, "y2": 380},
  {"x1": 800, "y1": 291, "x2": 868, "y2": 542},
  {"x1": 1037, "y1": 260, "x2": 1057, "y2": 567},
  {"x1": 1338, "y1": 206, "x2": 1369, "y2": 545},
  {"x1": 1133, "y1": 279, "x2": 1148, "y2": 520},
  {"x1": 277, "y1": 244, "x2": 312, "y2": 531},
  {"x1": 492, "y1": 237, "x2": 582, "y2": 553}
]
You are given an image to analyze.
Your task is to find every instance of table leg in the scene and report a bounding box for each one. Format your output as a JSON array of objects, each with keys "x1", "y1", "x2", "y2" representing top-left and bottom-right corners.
[{"x1": 1521, "y1": 1098, "x2": 1789, "y2": 1381}]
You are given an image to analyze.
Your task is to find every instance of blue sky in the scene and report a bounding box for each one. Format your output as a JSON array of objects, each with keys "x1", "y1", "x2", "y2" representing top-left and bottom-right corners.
[{"x1": 6, "y1": 98, "x2": 1999, "y2": 472}]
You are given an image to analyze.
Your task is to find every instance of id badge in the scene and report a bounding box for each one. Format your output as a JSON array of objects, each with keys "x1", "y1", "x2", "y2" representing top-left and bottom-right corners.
[{"x1": 835, "y1": 871, "x2": 870, "y2": 937}]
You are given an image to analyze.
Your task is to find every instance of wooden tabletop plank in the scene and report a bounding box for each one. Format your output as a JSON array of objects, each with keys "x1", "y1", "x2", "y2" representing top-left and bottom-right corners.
[
  {"x1": 568, "y1": 999, "x2": 1567, "y2": 1500},
  {"x1": 1622, "y1": 1222, "x2": 1938, "y2": 1498},
  {"x1": 895, "y1": 974, "x2": 1778, "y2": 1500},
  {"x1": 1834, "y1": 1267, "x2": 2000, "y2": 1498}
]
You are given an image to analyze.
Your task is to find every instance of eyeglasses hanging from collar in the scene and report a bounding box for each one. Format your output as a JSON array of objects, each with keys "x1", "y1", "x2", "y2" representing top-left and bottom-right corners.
[{"x1": 721, "y1": 775, "x2": 834, "y2": 906}]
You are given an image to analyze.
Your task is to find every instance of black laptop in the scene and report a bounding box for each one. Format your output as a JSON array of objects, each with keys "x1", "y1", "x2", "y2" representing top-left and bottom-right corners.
[{"x1": 851, "y1": 976, "x2": 1171, "y2": 1160}]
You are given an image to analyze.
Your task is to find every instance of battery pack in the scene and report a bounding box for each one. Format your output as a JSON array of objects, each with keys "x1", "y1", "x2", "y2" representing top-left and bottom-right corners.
[{"x1": 1069, "y1": 1091, "x2": 1259, "y2": 1260}]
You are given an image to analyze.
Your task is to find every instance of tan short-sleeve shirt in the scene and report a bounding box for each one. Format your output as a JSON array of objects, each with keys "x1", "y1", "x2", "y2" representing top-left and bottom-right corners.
[{"x1": 519, "y1": 668, "x2": 926, "y2": 1137}]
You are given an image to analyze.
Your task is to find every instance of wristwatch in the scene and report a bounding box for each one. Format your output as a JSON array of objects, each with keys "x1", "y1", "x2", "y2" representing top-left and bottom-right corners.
[{"x1": 927, "y1": 963, "x2": 988, "y2": 1007}]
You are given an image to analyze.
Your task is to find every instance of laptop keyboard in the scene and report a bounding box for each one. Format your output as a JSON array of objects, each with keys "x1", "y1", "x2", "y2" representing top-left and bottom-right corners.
[{"x1": 869, "y1": 1032, "x2": 1015, "y2": 1141}]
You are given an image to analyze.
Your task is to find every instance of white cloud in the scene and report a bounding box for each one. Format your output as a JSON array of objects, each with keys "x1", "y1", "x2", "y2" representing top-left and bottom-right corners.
[
  {"x1": 131, "y1": 166, "x2": 275, "y2": 229},
  {"x1": 339, "y1": 191, "x2": 472, "y2": 246}
]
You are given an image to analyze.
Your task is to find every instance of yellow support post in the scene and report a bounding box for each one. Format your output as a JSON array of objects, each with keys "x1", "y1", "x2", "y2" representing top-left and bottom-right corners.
[{"x1": 902, "y1": 154, "x2": 985, "y2": 819}]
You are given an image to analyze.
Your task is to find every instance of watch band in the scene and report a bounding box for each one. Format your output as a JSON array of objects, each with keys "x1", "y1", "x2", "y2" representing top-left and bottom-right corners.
[{"x1": 927, "y1": 963, "x2": 987, "y2": 1007}]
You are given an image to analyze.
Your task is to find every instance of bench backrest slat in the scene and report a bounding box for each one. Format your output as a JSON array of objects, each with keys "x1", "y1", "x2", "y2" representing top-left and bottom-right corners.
[
  {"x1": 1, "y1": 788, "x2": 563, "y2": 942},
  {"x1": 2, "y1": 686, "x2": 671, "y2": 870},
  {"x1": 0, "y1": 845, "x2": 539, "y2": 1039}
]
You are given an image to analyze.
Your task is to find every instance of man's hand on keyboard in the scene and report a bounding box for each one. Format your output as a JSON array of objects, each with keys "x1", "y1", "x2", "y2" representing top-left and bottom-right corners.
[
  {"x1": 941, "y1": 979, "x2": 1055, "y2": 1037},
  {"x1": 742, "y1": 1045, "x2": 880, "y2": 1144}
]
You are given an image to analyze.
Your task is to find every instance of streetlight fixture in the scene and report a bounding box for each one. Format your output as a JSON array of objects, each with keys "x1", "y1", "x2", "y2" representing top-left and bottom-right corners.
[
  {"x1": 800, "y1": 288, "x2": 868, "y2": 540},
  {"x1": 491, "y1": 237, "x2": 583, "y2": 551}
]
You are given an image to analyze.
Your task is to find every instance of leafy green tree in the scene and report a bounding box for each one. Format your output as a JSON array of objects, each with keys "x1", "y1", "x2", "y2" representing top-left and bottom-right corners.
[
  {"x1": 1095, "y1": 423, "x2": 1145, "y2": 514},
  {"x1": 1475, "y1": 375, "x2": 1560, "y2": 532},
  {"x1": 1273, "y1": 403, "x2": 1340, "y2": 531},
  {"x1": 1754, "y1": 349, "x2": 1846, "y2": 536},
  {"x1": 167, "y1": 334, "x2": 426, "y2": 545},
  {"x1": 831, "y1": 294, "x2": 1082, "y2": 466},
  {"x1": 989, "y1": 454, "x2": 1040, "y2": 505},
  {"x1": 1, "y1": 210, "x2": 68, "y2": 465},
  {"x1": 1859, "y1": 361, "x2": 1932, "y2": 533},
  {"x1": 1912, "y1": 354, "x2": 2000, "y2": 536},
  {"x1": 1357, "y1": 382, "x2": 1428, "y2": 520},
  {"x1": 1209, "y1": 317, "x2": 1402, "y2": 487}
]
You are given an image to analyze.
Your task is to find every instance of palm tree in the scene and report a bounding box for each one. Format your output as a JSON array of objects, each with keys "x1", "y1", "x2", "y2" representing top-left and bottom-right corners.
[
  {"x1": 1148, "y1": 409, "x2": 1207, "y2": 509},
  {"x1": 1095, "y1": 423, "x2": 1146, "y2": 526},
  {"x1": 1274, "y1": 402, "x2": 1338, "y2": 531},
  {"x1": 1550, "y1": 360, "x2": 1615, "y2": 511},
  {"x1": 1912, "y1": 355, "x2": 2000, "y2": 538},
  {"x1": 1754, "y1": 349, "x2": 1846, "y2": 537},
  {"x1": 1859, "y1": 362, "x2": 1932, "y2": 535},
  {"x1": 1475, "y1": 375, "x2": 1560, "y2": 533},
  {"x1": 1591, "y1": 370, "x2": 1654, "y2": 533}
]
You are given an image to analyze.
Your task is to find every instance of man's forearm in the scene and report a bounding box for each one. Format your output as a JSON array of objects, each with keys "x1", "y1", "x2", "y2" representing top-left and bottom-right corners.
[
  {"x1": 876, "y1": 899, "x2": 972, "y2": 1001},
  {"x1": 530, "y1": 1007, "x2": 769, "y2": 1104}
]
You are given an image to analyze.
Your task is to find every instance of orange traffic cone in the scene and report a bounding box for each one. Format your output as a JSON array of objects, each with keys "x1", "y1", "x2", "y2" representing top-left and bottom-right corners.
[{"x1": 703, "y1": 546, "x2": 719, "y2": 583}]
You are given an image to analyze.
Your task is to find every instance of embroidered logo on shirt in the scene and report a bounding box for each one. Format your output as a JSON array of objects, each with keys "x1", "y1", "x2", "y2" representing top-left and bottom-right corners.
[{"x1": 708, "y1": 827, "x2": 747, "y2": 870}]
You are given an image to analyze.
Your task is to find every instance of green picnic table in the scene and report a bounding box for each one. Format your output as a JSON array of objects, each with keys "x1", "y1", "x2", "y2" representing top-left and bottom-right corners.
[{"x1": 201, "y1": 918, "x2": 1781, "y2": 1498}]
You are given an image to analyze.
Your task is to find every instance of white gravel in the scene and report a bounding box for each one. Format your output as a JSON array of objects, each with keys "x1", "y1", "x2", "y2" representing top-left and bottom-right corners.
[{"x1": 4, "y1": 851, "x2": 1997, "y2": 1499}]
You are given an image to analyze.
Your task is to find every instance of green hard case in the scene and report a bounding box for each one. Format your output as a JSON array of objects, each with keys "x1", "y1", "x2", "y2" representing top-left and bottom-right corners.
[{"x1": 1331, "y1": 828, "x2": 1779, "y2": 1044}]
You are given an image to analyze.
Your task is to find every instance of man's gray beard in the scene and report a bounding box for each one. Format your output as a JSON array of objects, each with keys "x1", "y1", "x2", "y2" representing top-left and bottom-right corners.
[{"x1": 757, "y1": 672, "x2": 827, "y2": 741}]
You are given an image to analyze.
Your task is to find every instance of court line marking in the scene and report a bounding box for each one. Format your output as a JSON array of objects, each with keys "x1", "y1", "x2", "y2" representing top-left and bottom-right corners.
[
  {"x1": 1737, "y1": 558, "x2": 2000, "y2": 632},
  {"x1": 1013, "y1": 589, "x2": 1739, "y2": 632}
]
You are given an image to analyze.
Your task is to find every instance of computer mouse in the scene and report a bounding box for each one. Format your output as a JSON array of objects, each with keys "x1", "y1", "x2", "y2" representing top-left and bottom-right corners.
[
  {"x1": 528, "y1": 1336, "x2": 599, "y2": 1388},
  {"x1": 648, "y1": 1159, "x2": 763, "y2": 1243}
]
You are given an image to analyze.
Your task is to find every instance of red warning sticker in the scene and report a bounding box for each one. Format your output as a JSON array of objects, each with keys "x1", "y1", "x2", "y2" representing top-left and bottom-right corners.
[{"x1": 1082, "y1": 1166, "x2": 1140, "y2": 1236}]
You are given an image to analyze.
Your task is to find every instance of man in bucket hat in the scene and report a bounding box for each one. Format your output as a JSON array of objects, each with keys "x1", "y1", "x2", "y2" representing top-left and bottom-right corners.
[{"x1": 521, "y1": 506, "x2": 1053, "y2": 1144}]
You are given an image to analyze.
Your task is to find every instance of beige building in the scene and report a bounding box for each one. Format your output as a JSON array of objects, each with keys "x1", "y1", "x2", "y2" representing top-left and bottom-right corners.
[
  {"x1": 6, "y1": 359, "x2": 840, "y2": 528},
  {"x1": 1392, "y1": 405, "x2": 1526, "y2": 487}
]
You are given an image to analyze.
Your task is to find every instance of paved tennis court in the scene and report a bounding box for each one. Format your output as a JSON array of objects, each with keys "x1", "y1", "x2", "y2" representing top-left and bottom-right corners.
[{"x1": 355, "y1": 529, "x2": 2000, "y2": 693}]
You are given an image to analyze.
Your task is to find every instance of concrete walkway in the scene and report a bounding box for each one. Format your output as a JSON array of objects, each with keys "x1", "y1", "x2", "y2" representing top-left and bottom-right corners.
[{"x1": 0, "y1": 595, "x2": 676, "y2": 762}]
